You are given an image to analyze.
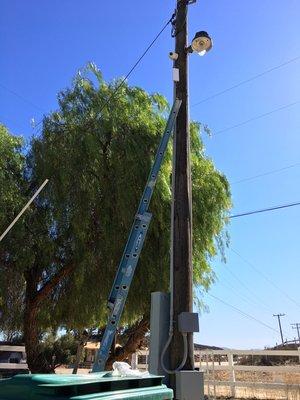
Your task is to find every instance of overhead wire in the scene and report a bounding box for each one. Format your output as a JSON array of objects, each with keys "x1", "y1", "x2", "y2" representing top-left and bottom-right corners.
[
  {"x1": 217, "y1": 278, "x2": 273, "y2": 315},
  {"x1": 95, "y1": 13, "x2": 175, "y2": 117},
  {"x1": 1, "y1": 13, "x2": 176, "y2": 135},
  {"x1": 231, "y1": 249, "x2": 300, "y2": 310},
  {"x1": 192, "y1": 55, "x2": 300, "y2": 107},
  {"x1": 214, "y1": 100, "x2": 300, "y2": 136},
  {"x1": 220, "y1": 266, "x2": 274, "y2": 313},
  {"x1": 230, "y1": 200, "x2": 300, "y2": 219},
  {"x1": 0, "y1": 83, "x2": 45, "y2": 112},
  {"x1": 43, "y1": 13, "x2": 176, "y2": 152},
  {"x1": 3, "y1": 44, "x2": 297, "y2": 115},
  {"x1": 206, "y1": 292, "x2": 280, "y2": 334},
  {"x1": 232, "y1": 162, "x2": 300, "y2": 184}
]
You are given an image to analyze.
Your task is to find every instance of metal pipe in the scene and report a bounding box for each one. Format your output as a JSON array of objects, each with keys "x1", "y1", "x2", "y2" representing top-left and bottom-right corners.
[{"x1": 0, "y1": 179, "x2": 49, "y2": 242}]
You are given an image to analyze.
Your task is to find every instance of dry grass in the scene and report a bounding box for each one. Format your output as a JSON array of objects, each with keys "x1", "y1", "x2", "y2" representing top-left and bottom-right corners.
[
  {"x1": 208, "y1": 370, "x2": 300, "y2": 384},
  {"x1": 205, "y1": 371, "x2": 300, "y2": 400}
]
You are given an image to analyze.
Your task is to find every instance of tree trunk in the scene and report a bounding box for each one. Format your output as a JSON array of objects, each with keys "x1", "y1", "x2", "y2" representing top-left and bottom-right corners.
[
  {"x1": 72, "y1": 332, "x2": 88, "y2": 374},
  {"x1": 105, "y1": 316, "x2": 149, "y2": 370},
  {"x1": 24, "y1": 294, "x2": 53, "y2": 373},
  {"x1": 23, "y1": 263, "x2": 75, "y2": 373}
]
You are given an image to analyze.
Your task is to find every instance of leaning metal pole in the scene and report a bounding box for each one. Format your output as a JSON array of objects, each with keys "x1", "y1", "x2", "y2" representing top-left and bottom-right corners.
[{"x1": 0, "y1": 179, "x2": 49, "y2": 242}]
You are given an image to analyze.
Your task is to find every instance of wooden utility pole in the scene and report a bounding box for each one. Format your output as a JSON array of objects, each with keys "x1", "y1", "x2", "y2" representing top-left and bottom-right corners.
[
  {"x1": 273, "y1": 314, "x2": 285, "y2": 345},
  {"x1": 291, "y1": 323, "x2": 300, "y2": 344},
  {"x1": 170, "y1": 0, "x2": 194, "y2": 375}
]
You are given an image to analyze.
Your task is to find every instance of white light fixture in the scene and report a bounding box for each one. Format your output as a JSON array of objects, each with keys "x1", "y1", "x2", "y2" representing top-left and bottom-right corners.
[
  {"x1": 188, "y1": 31, "x2": 213, "y2": 55},
  {"x1": 198, "y1": 50, "x2": 207, "y2": 57}
]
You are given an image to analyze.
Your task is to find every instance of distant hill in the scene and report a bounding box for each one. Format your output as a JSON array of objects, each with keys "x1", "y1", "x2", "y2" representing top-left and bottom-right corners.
[{"x1": 194, "y1": 343, "x2": 223, "y2": 351}]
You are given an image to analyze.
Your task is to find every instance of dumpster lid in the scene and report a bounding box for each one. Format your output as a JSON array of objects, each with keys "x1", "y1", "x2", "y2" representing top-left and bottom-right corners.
[{"x1": 0, "y1": 373, "x2": 168, "y2": 399}]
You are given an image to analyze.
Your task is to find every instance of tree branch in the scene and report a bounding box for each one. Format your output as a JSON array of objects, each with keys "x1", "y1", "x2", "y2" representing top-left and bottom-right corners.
[
  {"x1": 34, "y1": 262, "x2": 75, "y2": 307},
  {"x1": 106, "y1": 315, "x2": 149, "y2": 368}
]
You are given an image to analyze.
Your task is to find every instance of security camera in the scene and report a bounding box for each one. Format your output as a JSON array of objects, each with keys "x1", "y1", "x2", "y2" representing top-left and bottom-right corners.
[{"x1": 169, "y1": 52, "x2": 178, "y2": 60}]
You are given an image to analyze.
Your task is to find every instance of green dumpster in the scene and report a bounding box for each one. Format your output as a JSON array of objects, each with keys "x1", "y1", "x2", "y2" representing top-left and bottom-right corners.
[{"x1": 0, "y1": 372, "x2": 173, "y2": 400}]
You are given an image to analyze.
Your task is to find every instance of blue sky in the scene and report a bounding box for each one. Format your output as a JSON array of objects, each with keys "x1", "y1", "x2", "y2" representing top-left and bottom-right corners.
[{"x1": 1, "y1": 0, "x2": 300, "y2": 349}]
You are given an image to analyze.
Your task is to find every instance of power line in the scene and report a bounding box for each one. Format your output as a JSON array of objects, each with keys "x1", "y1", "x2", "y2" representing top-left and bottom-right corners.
[
  {"x1": 96, "y1": 15, "x2": 175, "y2": 117},
  {"x1": 218, "y1": 278, "x2": 273, "y2": 315},
  {"x1": 1, "y1": 14, "x2": 174, "y2": 133},
  {"x1": 192, "y1": 55, "x2": 300, "y2": 107},
  {"x1": 30, "y1": 14, "x2": 175, "y2": 135},
  {"x1": 230, "y1": 200, "x2": 300, "y2": 219},
  {"x1": 221, "y1": 266, "x2": 274, "y2": 313},
  {"x1": 207, "y1": 292, "x2": 280, "y2": 334},
  {"x1": 0, "y1": 83, "x2": 45, "y2": 113},
  {"x1": 214, "y1": 100, "x2": 300, "y2": 136},
  {"x1": 231, "y1": 249, "x2": 300, "y2": 310},
  {"x1": 232, "y1": 162, "x2": 300, "y2": 184}
]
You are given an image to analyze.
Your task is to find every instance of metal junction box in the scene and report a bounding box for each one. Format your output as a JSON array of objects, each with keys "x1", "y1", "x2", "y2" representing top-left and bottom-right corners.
[
  {"x1": 175, "y1": 370, "x2": 204, "y2": 400},
  {"x1": 178, "y1": 312, "x2": 199, "y2": 333}
]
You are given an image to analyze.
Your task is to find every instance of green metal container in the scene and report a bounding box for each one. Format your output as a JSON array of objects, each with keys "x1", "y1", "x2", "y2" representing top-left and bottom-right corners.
[{"x1": 0, "y1": 373, "x2": 173, "y2": 400}]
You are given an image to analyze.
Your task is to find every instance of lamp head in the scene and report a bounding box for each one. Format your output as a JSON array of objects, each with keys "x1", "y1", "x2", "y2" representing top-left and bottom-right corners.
[{"x1": 190, "y1": 31, "x2": 212, "y2": 55}]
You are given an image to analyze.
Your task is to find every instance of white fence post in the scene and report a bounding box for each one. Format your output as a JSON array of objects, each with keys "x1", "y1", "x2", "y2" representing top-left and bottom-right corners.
[
  {"x1": 131, "y1": 352, "x2": 137, "y2": 369},
  {"x1": 139, "y1": 347, "x2": 300, "y2": 397},
  {"x1": 228, "y1": 351, "x2": 236, "y2": 398},
  {"x1": 212, "y1": 351, "x2": 216, "y2": 400},
  {"x1": 206, "y1": 353, "x2": 210, "y2": 399}
]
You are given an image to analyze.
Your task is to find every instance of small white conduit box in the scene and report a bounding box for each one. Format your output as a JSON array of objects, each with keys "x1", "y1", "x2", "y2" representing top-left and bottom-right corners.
[
  {"x1": 175, "y1": 370, "x2": 204, "y2": 400},
  {"x1": 173, "y1": 67, "x2": 180, "y2": 82}
]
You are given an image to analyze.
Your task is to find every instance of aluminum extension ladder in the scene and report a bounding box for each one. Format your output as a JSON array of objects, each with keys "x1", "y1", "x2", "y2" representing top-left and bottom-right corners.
[{"x1": 92, "y1": 98, "x2": 181, "y2": 372}]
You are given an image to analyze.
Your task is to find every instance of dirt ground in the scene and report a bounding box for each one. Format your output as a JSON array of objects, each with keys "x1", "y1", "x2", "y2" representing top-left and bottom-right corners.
[{"x1": 56, "y1": 367, "x2": 91, "y2": 374}]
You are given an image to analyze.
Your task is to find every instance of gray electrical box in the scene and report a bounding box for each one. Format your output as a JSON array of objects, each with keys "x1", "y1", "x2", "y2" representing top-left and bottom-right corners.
[
  {"x1": 176, "y1": 370, "x2": 204, "y2": 400},
  {"x1": 178, "y1": 312, "x2": 199, "y2": 333},
  {"x1": 149, "y1": 292, "x2": 170, "y2": 380}
]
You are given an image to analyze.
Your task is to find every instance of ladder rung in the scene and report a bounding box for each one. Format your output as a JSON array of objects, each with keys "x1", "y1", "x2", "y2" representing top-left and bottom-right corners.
[{"x1": 107, "y1": 212, "x2": 152, "y2": 307}]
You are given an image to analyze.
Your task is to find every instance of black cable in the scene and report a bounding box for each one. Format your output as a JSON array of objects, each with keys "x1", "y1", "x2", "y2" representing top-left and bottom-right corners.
[
  {"x1": 231, "y1": 249, "x2": 300, "y2": 310},
  {"x1": 0, "y1": 83, "x2": 45, "y2": 112},
  {"x1": 192, "y1": 55, "x2": 300, "y2": 107},
  {"x1": 50, "y1": 16, "x2": 175, "y2": 136},
  {"x1": 207, "y1": 292, "x2": 280, "y2": 334},
  {"x1": 232, "y1": 162, "x2": 300, "y2": 184},
  {"x1": 214, "y1": 100, "x2": 300, "y2": 136},
  {"x1": 221, "y1": 267, "x2": 274, "y2": 313},
  {"x1": 230, "y1": 200, "x2": 300, "y2": 219},
  {"x1": 36, "y1": 14, "x2": 175, "y2": 136},
  {"x1": 96, "y1": 15, "x2": 175, "y2": 116},
  {"x1": 218, "y1": 279, "x2": 273, "y2": 315},
  {"x1": 1, "y1": 14, "x2": 175, "y2": 133}
]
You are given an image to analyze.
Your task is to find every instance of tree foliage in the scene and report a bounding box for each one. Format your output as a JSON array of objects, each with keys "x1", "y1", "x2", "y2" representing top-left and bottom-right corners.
[
  {"x1": 38, "y1": 332, "x2": 78, "y2": 372},
  {"x1": 0, "y1": 124, "x2": 25, "y2": 227},
  {"x1": 0, "y1": 125, "x2": 25, "y2": 340},
  {"x1": 0, "y1": 64, "x2": 231, "y2": 372}
]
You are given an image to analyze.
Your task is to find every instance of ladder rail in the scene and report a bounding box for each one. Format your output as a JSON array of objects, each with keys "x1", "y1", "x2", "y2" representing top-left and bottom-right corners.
[
  {"x1": 92, "y1": 99, "x2": 181, "y2": 372},
  {"x1": 93, "y1": 213, "x2": 152, "y2": 372},
  {"x1": 108, "y1": 99, "x2": 182, "y2": 307},
  {"x1": 136, "y1": 100, "x2": 182, "y2": 216}
]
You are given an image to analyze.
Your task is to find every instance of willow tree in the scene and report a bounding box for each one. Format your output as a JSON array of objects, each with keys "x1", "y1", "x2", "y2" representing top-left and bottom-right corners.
[
  {"x1": 0, "y1": 64, "x2": 231, "y2": 372},
  {"x1": 0, "y1": 125, "x2": 26, "y2": 341}
]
